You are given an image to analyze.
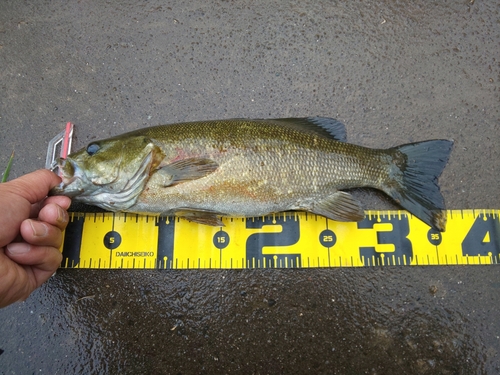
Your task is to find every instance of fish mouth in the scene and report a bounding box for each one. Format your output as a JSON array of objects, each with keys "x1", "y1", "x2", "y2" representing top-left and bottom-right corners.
[
  {"x1": 49, "y1": 158, "x2": 88, "y2": 197},
  {"x1": 49, "y1": 150, "x2": 156, "y2": 211}
]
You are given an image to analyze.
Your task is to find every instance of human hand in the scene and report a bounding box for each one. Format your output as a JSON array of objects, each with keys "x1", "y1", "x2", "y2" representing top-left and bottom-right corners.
[{"x1": 0, "y1": 169, "x2": 71, "y2": 308}]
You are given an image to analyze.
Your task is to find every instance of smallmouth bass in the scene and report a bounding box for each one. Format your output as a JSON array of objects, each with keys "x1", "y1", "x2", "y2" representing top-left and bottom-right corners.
[{"x1": 50, "y1": 117, "x2": 453, "y2": 231}]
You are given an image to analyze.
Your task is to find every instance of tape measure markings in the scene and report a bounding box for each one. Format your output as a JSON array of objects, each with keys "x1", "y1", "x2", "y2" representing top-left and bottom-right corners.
[{"x1": 59, "y1": 209, "x2": 500, "y2": 269}]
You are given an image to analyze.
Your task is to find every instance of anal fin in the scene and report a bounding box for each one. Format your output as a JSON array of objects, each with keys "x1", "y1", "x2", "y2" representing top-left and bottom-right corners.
[{"x1": 309, "y1": 191, "x2": 365, "y2": 222}]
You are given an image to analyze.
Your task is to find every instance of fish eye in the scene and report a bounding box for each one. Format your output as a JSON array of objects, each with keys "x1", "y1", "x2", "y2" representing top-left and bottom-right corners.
[{"x1": 86, "y1": 143, "x2": 100, "y2": 156}]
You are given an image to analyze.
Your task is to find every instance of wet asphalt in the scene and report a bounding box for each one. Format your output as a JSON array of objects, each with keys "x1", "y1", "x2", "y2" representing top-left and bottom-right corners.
[{"x1": 1, "y1": 1, "x2": 499, "y2": 374}]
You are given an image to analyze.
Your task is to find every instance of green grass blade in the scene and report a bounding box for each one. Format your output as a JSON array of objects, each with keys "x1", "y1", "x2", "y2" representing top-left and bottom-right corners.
[{"x1": 2, "y1": 151, "x2": 14, "y2": 183}]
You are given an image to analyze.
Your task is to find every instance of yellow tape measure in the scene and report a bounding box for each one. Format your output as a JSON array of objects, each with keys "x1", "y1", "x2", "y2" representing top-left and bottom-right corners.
[{"x1": 60, "y1": 209, "x2": 500, "y2": 269}]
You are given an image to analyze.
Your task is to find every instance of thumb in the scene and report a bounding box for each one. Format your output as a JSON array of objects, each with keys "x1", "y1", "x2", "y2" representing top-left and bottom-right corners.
[{"x1": 3, "y1": 170, "x2": 62, "y2": 204}]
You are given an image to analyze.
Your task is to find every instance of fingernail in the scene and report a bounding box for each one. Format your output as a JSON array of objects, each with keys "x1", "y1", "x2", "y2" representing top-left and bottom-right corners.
[
  {"x1": 29, "y1": 220, "x2": 48, "y2": 237},
  {"x1": 57, "y1": 206, "x2": 68, "y2": 225},
  {"x1": 6, "y1": 242, "x2": 31, "y2": 254}
]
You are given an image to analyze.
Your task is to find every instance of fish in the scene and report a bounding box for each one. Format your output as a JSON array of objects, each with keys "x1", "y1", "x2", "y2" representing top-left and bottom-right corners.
[{"x1": 50, "y1": 117, "x2": 453, "y2": 231}]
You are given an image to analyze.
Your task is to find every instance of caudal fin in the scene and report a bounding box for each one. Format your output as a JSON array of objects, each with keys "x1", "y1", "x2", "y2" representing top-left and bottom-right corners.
[{"x1": 383, "y1": 140, "x2": 453, "y2": 232}]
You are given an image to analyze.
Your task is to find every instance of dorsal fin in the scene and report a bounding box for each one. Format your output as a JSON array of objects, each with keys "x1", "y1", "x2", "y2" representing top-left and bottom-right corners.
[{"x1": 265, "y1": 117, "x2": 347, "y2": 142}]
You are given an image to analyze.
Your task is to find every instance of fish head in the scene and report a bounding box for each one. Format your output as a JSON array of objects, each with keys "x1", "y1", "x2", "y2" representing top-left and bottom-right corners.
[{"x1": 50, "y1": 135, "x2": 165, "y2": 210}]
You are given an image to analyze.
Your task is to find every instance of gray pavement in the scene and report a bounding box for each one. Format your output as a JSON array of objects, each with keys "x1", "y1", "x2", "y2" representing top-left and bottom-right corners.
[{"x1": 1, "y1": 1, "x2": 499, "y2": 374}]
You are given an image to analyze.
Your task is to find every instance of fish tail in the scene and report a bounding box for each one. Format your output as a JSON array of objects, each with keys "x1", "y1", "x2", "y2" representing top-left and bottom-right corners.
[{"x1": 383, "y1": 140, "x2": 453, "y2": 232}]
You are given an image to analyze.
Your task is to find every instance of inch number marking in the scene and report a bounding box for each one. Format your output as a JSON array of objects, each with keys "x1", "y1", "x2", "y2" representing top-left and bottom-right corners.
[
  {"x1": 358, "y1": 215, "x2": 412, "y2": 265},
  {"x1": 246, "y1": 216, "x2": 301, "y2": 267},
  {"x1": 462, "y1": 213, "x2": 500, "y2": 257}
]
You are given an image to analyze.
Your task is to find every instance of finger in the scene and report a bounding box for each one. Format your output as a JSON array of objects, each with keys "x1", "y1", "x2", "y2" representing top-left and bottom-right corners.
[
  {"x1": 3, "y1": 243, "x2": 62, "y2": 304},
  {"x1": 0, "y1": 249, "x2": 31, "y2": 308},
  {"x1": 2, "y1": 169, "x2": 62, "y2": 205},
  {"x1": 29, "y1": 201, "x2": 43, "y2": 219},
  {"x1": 19, "y1": 219, "x2": 63, "y2": 249},
  {"x1": 43, "y1": 195, "x2": 72, "y2": 210},
  {"x1": 29, "y1": 196, "x2": 71, "y2": 219},
  {"x1": 37, "y1": 203, "x2": 69, "y2": 231},
  {"x1": 5, "y1": 243, "x2": 63, "y2": 271}
]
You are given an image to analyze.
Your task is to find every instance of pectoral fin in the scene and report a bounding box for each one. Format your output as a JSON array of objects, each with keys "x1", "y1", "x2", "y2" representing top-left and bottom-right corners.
[
  {"x1": 156, "y1": 158, "x2": 219, "y2": 186},
  {"x1": 309, "y1": 191, "x2": 365, "y2": 222},
  {"x1": 174, "y1": 208, "x2": 225, "y2": 226}
]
